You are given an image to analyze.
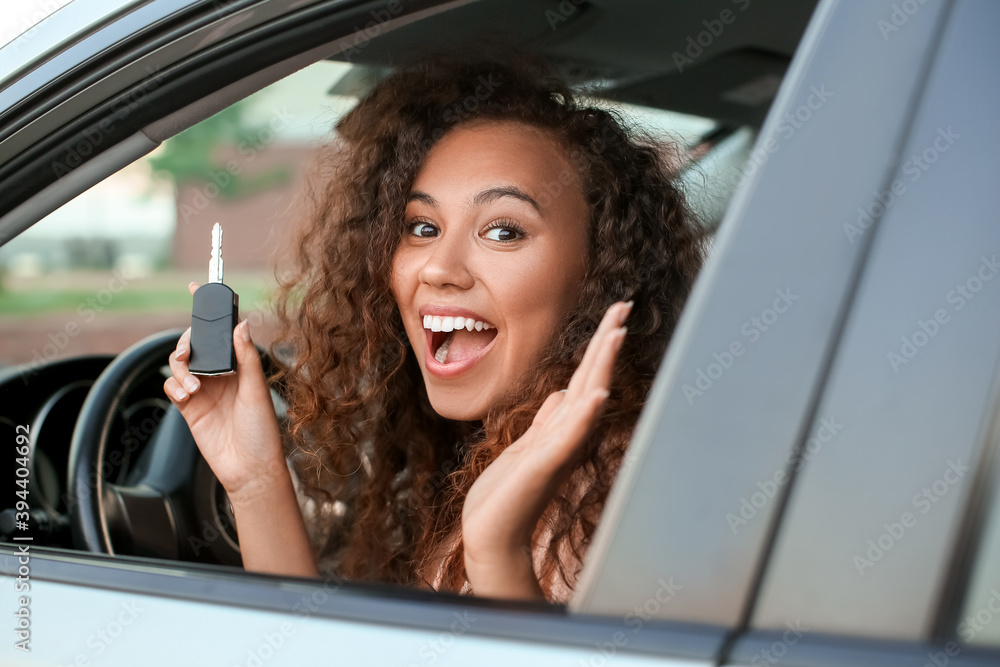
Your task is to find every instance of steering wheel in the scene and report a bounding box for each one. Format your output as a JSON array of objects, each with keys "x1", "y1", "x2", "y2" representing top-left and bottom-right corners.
[{"x1": 67, "y1": 329, "x2": 244, "y2": 566}]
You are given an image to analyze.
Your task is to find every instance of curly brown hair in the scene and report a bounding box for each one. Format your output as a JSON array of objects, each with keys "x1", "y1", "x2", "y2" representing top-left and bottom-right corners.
[{"x1": 267, "y1": 49, "x2": 706, "y2": 602}]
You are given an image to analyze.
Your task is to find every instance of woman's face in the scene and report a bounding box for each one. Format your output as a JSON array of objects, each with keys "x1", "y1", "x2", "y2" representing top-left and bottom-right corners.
[{"x1": 391, "y1": 120, "x2": 590, "y2": 421}]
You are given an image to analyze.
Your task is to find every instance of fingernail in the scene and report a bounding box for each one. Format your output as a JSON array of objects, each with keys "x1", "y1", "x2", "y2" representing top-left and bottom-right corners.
[
  {"x1": 620, "y1": 300, "x2": 634, "y2": 324},
  {"x1": 616, "y1": 326, "x2": 627, "y2": 348},
  {"x1": 175, "y1": 387, "x2": 188, "y2": 400},
  {"x1": 176, "y1": 345, "x2": 187, "y2": 357},
  {"x1": 240, "y1": 319, "x2": 251, "y2": 342},
  {"x1": 559, "y1": 389, "x2": 568, "y2": 393},
  {"x1": 184, "y1": 377, "x2": 199, "y2": 392}
]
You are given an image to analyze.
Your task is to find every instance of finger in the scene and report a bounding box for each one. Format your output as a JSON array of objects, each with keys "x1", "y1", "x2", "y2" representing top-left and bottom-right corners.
[
  {"x1": 584, "y1": 324, "x2": 626, "y2": 399},
  {"x1": 164, "y1": 376, "x2": 190, "y2": 403},
  {"x1": 172, "y1": 327, "x2": 192, "y2": 361},
  {"x1": 566, "y1": 302, "x2": 630, "y2": 398},
  {"x1": 536, "y1": 387, "x2": 610, "y2": 470},
  {"x1": 564, "y1": 306, "x2": 618, "y2": 397},
  {"x1": 578, "y1": 301, "x2": 632, "y2": 393},
  {"x1": 233, "y1": 319, "x2": 265, "y2": 378},
  {"x1": 168, "y1": 328, "x2": 201, "y2": 396},
  {"x1": 188, "y1": 281, "x2": 200, "y2": 296}
]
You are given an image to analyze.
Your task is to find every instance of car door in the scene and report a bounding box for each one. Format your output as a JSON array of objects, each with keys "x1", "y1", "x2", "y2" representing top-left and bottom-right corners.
[
  {"x1": 726, "y1": 1, "x2": 1000, "y2": 665},
  {"x1": 596, "y1": 0, "x2": 1000, "y2": 665}
]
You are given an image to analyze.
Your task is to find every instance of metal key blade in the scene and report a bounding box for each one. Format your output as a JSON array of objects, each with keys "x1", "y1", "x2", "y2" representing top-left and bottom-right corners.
[{"x1": 209, "y1": 222, "x2": 224, "y2": 284}]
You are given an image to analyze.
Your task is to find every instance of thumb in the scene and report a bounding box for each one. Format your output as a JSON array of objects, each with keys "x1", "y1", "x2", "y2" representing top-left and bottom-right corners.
[{"x1": 233, "y1": 319, "x2": 264, "y2": 377}]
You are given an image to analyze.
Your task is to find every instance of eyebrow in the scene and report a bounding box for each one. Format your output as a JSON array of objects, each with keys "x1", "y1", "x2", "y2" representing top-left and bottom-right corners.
[{"x1": 406, "y1": 186, "x2": 542, "y2": 214}]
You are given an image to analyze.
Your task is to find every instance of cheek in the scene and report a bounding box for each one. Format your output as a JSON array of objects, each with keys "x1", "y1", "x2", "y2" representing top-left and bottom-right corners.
[{"x1": 497, "y1": 266, "x2": 575, "y2": 354}]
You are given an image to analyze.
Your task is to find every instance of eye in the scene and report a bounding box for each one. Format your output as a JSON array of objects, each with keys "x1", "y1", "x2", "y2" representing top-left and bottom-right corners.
[
  {"x1": 483, "y1": 220, "x2": 526, "y2": 243},
  {"x1": 407, "y1": 220, "x2": 439, "y2": 238}
]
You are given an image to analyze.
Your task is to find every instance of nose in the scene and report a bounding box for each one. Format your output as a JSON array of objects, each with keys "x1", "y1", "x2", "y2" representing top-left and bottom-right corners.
[{"x1": 417, "y1": 227, "x2": 475, "y2": 290}]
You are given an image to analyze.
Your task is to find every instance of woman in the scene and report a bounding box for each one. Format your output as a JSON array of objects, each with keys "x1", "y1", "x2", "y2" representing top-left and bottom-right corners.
[{"x1": 163, "y1": 51, "x2": 705, "y2": 603}]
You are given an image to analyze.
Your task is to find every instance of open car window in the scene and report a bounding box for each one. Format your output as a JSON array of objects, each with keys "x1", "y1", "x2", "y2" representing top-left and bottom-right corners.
[{"x1": 0, "y1": 58, "x2": 745, "y2": 585}]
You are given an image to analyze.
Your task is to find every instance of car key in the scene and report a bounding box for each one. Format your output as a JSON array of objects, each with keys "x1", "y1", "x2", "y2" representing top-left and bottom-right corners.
[{"x1": 189, "y1": 222, "x2": 239, "y2": 375}]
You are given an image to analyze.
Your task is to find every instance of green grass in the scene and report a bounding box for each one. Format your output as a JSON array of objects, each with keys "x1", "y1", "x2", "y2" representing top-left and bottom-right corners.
[{"x1": 0, "y1": 284, "x2": 273, "y2": 316}]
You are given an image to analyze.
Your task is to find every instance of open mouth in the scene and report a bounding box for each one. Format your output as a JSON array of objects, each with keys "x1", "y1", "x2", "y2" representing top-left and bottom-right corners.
[{"x1": 423, "y1": 314, "x2": 498, "y2": 369}]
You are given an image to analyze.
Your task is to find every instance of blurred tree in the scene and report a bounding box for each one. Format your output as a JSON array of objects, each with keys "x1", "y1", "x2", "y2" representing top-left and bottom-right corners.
[{"x1": 147, "y1": 101, "x2": 292, "y2": 198}]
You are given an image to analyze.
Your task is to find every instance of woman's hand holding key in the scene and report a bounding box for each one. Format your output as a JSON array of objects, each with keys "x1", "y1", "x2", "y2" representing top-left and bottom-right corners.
[
  {"x1": 163, "y1": 281, "x2": 318, "y2": 576},
  {"x1": 164, "y1": 282, "x2": 285, "y2": 503}
]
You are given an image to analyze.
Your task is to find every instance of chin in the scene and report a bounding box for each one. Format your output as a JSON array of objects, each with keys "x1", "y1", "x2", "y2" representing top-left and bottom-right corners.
[{"x1": 425, "y1": 391, "x2": 487, "y2": 422}]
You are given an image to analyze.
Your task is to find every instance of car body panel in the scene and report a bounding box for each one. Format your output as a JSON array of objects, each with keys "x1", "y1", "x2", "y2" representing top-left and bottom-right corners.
[
  {"x1": 572, "y1": 0, "x2": 952, "y2": 628},
  {"x1": 753, "y1": 0, "x2": 1000, "y2": 641},
  {"x1": 0, "y1": 551, "x2": 722, "y2": 665}
]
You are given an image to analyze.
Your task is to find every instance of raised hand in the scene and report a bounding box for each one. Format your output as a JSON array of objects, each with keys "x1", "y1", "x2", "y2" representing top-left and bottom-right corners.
[
  {"x1": 163, "y1": 282, "x2": 317, "y2": 576},
  {"x1": 163, "y1": 282, "x2": 285, "y2": 503},
  {"x1": 461, "y1": 300, "x2": 632, "y2": 600}
]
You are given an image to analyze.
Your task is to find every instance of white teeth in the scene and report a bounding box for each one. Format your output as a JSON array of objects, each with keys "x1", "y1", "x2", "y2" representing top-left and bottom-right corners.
[
  {"x1": 422, "y1": 314, "x2": 495, "y2": 332},
  {"x1": 434, "y1": 336, "x2": 450, "y2": 363}
]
